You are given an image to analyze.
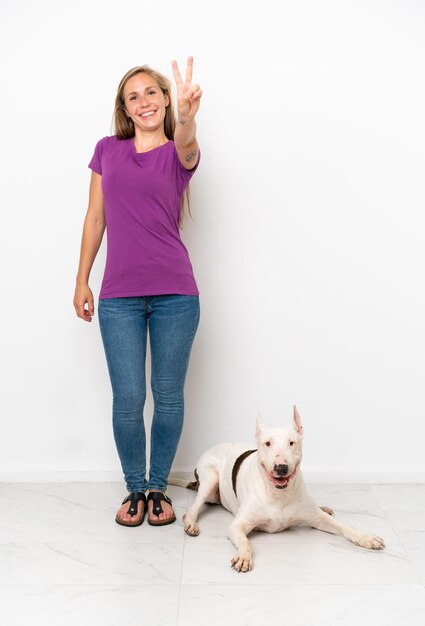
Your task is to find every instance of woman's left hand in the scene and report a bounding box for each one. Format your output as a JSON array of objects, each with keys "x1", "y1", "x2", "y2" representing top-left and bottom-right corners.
[{"x1": 172, "y1": 56, "x2": 202, "y2": 122}]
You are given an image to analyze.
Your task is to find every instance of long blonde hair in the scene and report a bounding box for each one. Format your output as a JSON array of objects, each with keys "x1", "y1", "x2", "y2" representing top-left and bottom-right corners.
[{"x1": 112, "y1": 65, "x2": 190, "y2": 226}]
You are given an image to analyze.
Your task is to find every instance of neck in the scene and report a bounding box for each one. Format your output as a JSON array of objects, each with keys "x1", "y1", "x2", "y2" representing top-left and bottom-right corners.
[{"x1": 133, "y1": 127, "x2": 168, "y2": 153}]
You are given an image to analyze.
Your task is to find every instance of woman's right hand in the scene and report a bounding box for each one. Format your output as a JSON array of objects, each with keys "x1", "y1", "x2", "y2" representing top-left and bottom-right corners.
[{"x1": 73, "y1": 283, "x2": 95, "y2": 322}]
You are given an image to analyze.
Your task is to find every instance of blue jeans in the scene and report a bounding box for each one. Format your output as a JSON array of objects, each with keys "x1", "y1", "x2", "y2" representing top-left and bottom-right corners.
[{"x1": 98, "y1": 295, "x2": 200, "y2": 493}]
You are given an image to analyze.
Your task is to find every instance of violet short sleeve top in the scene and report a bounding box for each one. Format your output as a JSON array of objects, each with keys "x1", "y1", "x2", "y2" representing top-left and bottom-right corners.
[{"x1": 88, "y1": 136, "x2": 200, "y2": 299}]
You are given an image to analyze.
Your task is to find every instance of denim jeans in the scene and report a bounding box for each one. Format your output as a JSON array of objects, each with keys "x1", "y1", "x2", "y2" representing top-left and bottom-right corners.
[{"x1": 98, "y1": 295, "x2": 200, "y2": 493}]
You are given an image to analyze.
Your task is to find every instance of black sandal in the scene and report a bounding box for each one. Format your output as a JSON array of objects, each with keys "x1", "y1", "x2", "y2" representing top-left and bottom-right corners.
[
  {"x1": 115, "y1": 491, "x2": 147, "y2": 527},
  {"x1": 147, "y1": 492, "x2": 176, "y2": 526}
]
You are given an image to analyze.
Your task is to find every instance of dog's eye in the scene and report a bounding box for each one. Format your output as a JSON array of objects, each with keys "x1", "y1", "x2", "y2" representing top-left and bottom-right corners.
[
  {"x1": 265, "y1": 441, "x2": 271, "y2": 447},
  {"x1": 289, "y1": 441, "x2": 295, "y2": 446}
]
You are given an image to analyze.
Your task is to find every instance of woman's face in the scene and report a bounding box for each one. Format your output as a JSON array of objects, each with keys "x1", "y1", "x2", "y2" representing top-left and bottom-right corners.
[{"x1": 123, "y1": 73, "x2": 169, "y2": 133}]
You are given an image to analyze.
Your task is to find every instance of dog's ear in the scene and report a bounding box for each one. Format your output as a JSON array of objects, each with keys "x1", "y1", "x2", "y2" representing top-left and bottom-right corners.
[
  {"x1": 256, "y1": 409, "x2": 264, "y2": 437},
  {"x1": 293, "y1": 405, "x2": 304, "y2": 436}
]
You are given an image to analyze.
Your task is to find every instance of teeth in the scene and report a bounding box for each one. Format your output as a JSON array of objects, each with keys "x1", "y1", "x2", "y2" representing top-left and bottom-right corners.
[{"x1": 141, "y1": 111, "x2": 155, "y2": 117}]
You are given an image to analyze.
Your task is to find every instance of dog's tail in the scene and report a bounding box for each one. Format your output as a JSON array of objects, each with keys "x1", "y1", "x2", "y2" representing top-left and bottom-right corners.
[{"x1": 168, "y1": 468, "x2": 199, "y2": 492}]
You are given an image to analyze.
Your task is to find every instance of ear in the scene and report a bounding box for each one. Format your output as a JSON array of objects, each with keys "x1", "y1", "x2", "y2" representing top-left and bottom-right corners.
[
  {"x1": 256, "y1": 409, "x2": 264, "y2": 437},
  {"x1": 293, "y1": 405, "x2": 304, "y2": 436},
  {"x1": 164, "y1": 92, "x2": 170, "y2": 107}
]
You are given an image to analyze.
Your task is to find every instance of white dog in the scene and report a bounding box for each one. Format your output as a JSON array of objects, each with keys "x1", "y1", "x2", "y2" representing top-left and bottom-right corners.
[{"x1": 181, "y1": 407, "x2": 385, "y2": 572}]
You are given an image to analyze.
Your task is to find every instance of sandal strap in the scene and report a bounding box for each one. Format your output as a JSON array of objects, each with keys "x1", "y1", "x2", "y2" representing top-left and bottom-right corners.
[
  {"x1": 122, "y1": 491, "x2": 147, "y2": 517},
  {"x1": 147, "y1": 492, "x2": 172, "y2": 517}
]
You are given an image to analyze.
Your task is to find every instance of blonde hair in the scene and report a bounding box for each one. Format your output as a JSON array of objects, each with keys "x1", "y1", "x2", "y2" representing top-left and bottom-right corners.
[{"x1": 112, "y1": 65, "x2": 190, "y2": 226}]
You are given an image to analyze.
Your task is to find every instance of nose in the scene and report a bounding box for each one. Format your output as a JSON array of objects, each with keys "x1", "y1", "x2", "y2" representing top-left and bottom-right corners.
[{"x1": 274, "y1": 464, "x2": 289, "y2": 476}]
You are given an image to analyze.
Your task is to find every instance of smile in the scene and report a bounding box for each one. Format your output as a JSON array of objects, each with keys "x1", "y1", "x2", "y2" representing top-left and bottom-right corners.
[
  {"x1": 262, "y1": 465, "x2": 297, "y2": 489},
  {"x1": 140, "y1": 111, "x2": 156, "y2": 118}
]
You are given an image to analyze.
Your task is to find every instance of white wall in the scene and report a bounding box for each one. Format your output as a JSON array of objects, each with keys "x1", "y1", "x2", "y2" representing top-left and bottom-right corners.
[{"x1": 1, "y1": 0, "x2": 424, "y2": 482}]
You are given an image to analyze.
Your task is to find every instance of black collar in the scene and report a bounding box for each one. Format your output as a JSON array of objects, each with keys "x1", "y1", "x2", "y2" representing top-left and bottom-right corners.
[{"x1": 232, "y1": 449, "x2": 257, "y2": 496}]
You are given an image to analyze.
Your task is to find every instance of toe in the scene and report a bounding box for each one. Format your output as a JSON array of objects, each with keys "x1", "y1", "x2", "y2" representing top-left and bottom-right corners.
[{"x1": 117, "y1": 499, "x2": 144, "y2": 523}]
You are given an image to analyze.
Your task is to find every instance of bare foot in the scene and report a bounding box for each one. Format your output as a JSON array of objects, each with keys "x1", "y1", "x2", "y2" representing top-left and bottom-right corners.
[
  {"x1": 116, "y1": 497, "x2": 145, "y2": 524},
  {"x1": 147, "y1": 491, "x2": 175, "y2": 523}
]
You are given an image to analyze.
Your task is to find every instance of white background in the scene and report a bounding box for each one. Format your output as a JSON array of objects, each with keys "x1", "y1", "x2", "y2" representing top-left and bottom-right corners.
[{"x1": 0, "y1": 0, "x2": 424, "y2": 481}]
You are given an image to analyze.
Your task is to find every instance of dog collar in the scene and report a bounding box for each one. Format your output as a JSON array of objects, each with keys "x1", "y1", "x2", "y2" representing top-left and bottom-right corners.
[{"x1": 232, "y1": 449, "x2": 257, "y2": 496}]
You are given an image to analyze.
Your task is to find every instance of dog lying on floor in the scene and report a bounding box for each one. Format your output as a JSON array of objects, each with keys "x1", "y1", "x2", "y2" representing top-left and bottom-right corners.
[{"x1": 178, "y1": 406, "x2": 385, "y2": 572}]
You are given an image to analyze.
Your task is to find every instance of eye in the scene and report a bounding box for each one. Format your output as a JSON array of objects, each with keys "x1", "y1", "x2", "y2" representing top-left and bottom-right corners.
[
  {"x1": 130, "y1": 96, "x2": 137, "y2": 101},
  {"x1": 289, "y1": 441, "x2": 295, "y2": 446},
  {"x1": 147, "y1": 90, "x2": 156, "y2": 96},
  {"x1": 265, "y1": 441, "x2": 271, "y2": 447}
]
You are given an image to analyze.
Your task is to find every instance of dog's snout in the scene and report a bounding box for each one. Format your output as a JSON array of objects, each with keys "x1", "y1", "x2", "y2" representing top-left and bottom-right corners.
[{"x1": 274, "y1": 464, "x2": 289, "y2": 476}]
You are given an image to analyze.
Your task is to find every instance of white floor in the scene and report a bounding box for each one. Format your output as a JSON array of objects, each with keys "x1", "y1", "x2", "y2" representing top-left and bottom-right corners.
[{"x1": 1, "y1": 482, "x2": 425, "y2": 626}]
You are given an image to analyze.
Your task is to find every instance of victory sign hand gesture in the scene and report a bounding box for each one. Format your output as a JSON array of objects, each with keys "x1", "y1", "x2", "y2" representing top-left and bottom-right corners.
[{"x1": 172, "y1": 56, "x2": 202, "y2": 122}]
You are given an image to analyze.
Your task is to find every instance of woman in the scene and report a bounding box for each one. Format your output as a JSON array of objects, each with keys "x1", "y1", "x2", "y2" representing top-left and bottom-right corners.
[{"x1": 73, "y1": 57, "x2": 202, "y2": 527}]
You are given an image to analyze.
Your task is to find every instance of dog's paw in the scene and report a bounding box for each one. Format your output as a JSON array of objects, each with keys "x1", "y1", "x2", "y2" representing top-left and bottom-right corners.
[
  {"x1": 320, "y1": 506, "x2": 334, "y2": 516},
  {"x1": 183, "y1": 514, "x2": 200, "y2": 537},
  {"x1": 354, "y1": 533, "x2": 385, "y2": 550},
  {"x1": 231, "y1": 552, "x2": 253, "y2": 573}
]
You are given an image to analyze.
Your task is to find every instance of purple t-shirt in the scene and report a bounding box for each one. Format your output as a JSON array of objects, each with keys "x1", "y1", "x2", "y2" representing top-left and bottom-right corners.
[{"x1": 88, "y1": 135, "x2": 200, "y2": 299}]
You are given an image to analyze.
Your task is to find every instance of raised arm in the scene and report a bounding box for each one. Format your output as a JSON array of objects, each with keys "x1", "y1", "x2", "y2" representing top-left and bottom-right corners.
[{"x1": 172, "y1": 56, "x2": 202, "y2": 169}]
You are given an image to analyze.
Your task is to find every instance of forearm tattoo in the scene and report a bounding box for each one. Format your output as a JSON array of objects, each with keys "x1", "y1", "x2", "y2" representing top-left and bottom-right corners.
[
  {"x1": 185, "y1": 150, "x2": 197, "y2": 164},
  {"x1": 179, "y1": 119, "x2": 187, "y2": 126}
]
